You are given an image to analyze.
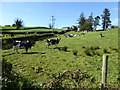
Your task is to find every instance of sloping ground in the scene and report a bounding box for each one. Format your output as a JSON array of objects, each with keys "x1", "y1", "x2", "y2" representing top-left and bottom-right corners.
[{"x1": 2, "y1": 28, "x2": 119, "y2": 88}]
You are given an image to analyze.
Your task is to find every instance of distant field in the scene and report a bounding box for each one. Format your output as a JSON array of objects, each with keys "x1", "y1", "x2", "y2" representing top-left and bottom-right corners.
[
  {"x1": 2, "y1": 28, "x2": 119, "y2": 88},
  {"x1": 2, "y1": 29, "x2": 52, "y2": 32},
  {"x1": 1, "y1": 26, "x2": 49, "y2": 30},
  {"x1": 1, "y1": 26, "x2": 63, "y2": 32},
  {"x1": 1, "y1": 26, "x2": 16, "y2": 30},
  {"x1": 2, "y1": 29, "x2": 63, "y2": 32}
]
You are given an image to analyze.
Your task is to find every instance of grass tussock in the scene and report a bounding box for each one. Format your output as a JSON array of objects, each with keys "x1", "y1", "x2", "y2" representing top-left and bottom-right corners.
[
  {"x1": 57, "y1": 46, "x2": 68, "y2": 52},
  {"x1": 90, "y1": 46, "x2": 100, "y2": 50},
  {"x1": 72, "y1": 50, "x2": 78, "y2": 56},
  {"x1": 83, "y1": 46, "x2": 100, "y2": 56},
  {"x1": 103, "y1": 48, "x2": 108, "y2": 53},
  {"x1": 84, "y1": 48, "x2": 92, "y2": 56}
]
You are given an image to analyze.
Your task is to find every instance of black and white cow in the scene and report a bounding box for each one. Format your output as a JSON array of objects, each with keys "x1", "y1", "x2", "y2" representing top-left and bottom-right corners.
[
  {"x1": 64, "y1": 34, "x2": 74, "y2": 37},
  {"x1": 13, "y1": 40, "x2": 35, "y2": 53},
  {"x1": 46, "y1": 38, "x2": 61, "y2": 48}
]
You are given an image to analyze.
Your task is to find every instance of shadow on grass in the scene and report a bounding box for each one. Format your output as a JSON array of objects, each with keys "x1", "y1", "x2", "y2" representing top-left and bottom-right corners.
[
  {"x1": 53, "y1": 46, "x2": 70, "y2": 52},
  {"x1": 22, "y1": 52, "x2": 46, "y2": 54},
  {"x1": 2, "y1": 52, "x2": 46, "y2": 56},
  {"x1": 101, "y1": 36, "x2": 105, "y2": 37},
  {"x1": 2, "y1": 53, "x2": 14, "y2": 57}
]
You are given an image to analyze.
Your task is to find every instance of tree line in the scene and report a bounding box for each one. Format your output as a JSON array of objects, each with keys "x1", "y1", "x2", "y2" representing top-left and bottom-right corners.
[
  {"x1": 77, "y1": 8, "x2": 111, "y2": 31},
  {"x1": 11, "y1": 8, "x2": 113, "y2": 31}
]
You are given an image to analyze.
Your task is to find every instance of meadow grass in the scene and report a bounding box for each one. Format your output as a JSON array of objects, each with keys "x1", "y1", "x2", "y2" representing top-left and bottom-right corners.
[
  {"x1": 2, "y1": 28, "x2": 118, "y2": 88},
  {"x1": 2, "y1": 28, "x2": 63, "y2": 33}
]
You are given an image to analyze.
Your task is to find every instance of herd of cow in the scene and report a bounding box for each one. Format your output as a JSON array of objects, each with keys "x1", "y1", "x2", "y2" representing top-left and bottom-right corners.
[
  {"x1": 12, "y1": 32, "x2": 88, "y2": 53},
  {"x1": 12, "y1": 31, "x2": 104, "y2": 54},
  {"x1": 13, "y1": 38, "x2": 61, "y2": 53},
  {"x1": 12, "y1": 31, "x2": 103, "y2": 54}
]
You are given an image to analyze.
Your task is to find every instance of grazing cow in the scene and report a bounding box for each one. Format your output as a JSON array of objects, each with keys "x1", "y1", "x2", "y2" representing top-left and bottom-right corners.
[
  {"x1": 46, "y1": 38, "x2": 61, "y2": 48},
  {"x1": 81, "y1": 33, "x2": 86, "y2": 35},
  {"x1": 13, "y1": 40, "x2": 35, "y2": 53},
  {"x1": 77, "y1": 34, "x2": 81, "y2": 36},
  {"x1": 64, "y1": 34, "x2": 80, "y2": 37},
  {"x1": 64, "y1": 34, "x2": 69, "y2": 37},
  {"x1": 68, "y1": 34, "x2": 74, "y2": 37}
]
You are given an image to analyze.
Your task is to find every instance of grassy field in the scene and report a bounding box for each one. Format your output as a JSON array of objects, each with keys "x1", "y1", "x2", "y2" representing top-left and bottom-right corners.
[
  {"x1": 1, "y1": 26, "x2": 63, "y2": 32},
  {"x1": 2, "y1": 28, "x2": 119, "y2": 88},
  {"x1": 2, "y1": 29, "x2": 63, "y2": 33},
  {"x1": 1, "y1": 26, "x2": 49, "y2": 30},
  {"x1": 1, "y1": 28, "x2": 63, "y2": 40}
]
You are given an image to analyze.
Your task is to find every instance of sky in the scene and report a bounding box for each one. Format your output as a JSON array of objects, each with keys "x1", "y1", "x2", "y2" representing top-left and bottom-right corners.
[{"x1": 1, "y1": 2, "x2": 119, "y2": 29}]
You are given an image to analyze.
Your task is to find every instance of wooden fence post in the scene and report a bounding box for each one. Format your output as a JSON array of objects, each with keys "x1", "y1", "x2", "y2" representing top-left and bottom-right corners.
[{"x1": 101, "y1": 55, "x2": 108, "y2": 90}]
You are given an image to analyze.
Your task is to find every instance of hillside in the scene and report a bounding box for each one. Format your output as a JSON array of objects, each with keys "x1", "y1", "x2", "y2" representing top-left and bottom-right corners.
[{"x1": 2, "y1": 28, "x2": 119, "y2": 88}]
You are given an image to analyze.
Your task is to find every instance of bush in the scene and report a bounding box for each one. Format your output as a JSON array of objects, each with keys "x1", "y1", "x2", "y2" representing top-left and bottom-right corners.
[
  {"x1": 44, "y1": 69, "x2": 93, "y2": 88},
  {"x1": 111, "y1": 25, "x2": 118, "y2": 28},
  {"x1": 103, "y1": 48, "x2": 108, "y2": 53},
  {"x1": 91, "y1": 50, "x2": 96, "y2": 55},
  {"x1": 58, "y1": 46, "x2": 68, "y2": 52},
  {"x1": 2, "y1": 59, "x2": 39, "y2": 89},
  {"x1": 62, "y1": 46, "x2": 68, "y2": 52},
  {"x1": 82, "y1": 46, "x2": 85, "y2": 49}
]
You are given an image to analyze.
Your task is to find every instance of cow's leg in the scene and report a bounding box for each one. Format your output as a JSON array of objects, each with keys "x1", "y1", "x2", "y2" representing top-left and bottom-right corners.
[
  {"x1": 46, "y1": 43, "x2": 50, "y2": 48},
  {"x1": 47, "y1": 45, "x2": 50, "y2": 48},
  {"x1": 55, "y1": 44, "x2": 57, "y2": 48},
  {"x1": 12, "y1": 46, "x2": 17, "y2": 54},
  {"x1": 25, "y1": 47, "x2": 28, "y2": 53},
  {"x1": 46, "y1": 42, "x2": 49, "y2": 48},
  {"x1": 46, "y1": 45, "x2": 49, "y2": 48},
  {"x1": 46, "y1": 44, "x2": 48, "y2": 48},
  {"x1": 16, "y1": 49, "x2": 19, "y2": 54},
  {"x1": 12, "y1": 48, "x2": 15, "y2": 53}
]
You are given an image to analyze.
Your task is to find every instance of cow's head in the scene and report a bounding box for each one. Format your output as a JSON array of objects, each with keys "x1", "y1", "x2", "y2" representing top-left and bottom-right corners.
[
  {"x1": 29, "y1": 41, "x2": 36, "y2": 49},
  {"x1": 31, "y1": 41, "x2": 36, "y2": 46},
  {"x1": 57, "y1": 38, "x2": 61, "y2": 41}
]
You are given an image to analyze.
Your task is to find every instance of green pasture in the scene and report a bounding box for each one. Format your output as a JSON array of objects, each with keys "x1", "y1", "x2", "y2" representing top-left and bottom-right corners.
[
  {"x1": 1, "y1": 26, "x2": 49, "y2": 30},
  {"x1": 2, "y1": 28, "x2": 119, "y2": 88},
  {"x1": 2, "y1": 29, "x2": 51, "y2": 32},
  {"x1": 1, "y1": 28, "x2": 63, "y2": 39},
  {"x1": 1, "y1": 26, "x2": 63, "y2": 33},
  {"x1": 2, "y1": 29, "x2": 63, "y2": 32},
  {"x1": 1, "y1": 26, "x2": 16, "y2": 30}
]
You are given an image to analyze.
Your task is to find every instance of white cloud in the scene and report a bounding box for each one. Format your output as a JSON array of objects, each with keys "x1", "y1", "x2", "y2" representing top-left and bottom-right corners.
[{"x1": 25, "y1": 8, "x2": 31, "y2": 11}]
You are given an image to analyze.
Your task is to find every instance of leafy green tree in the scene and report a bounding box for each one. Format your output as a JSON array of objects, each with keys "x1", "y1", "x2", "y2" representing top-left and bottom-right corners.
[
  {"x1": 94, "y1": 16, "x2": 100, "y2": 30},
  {"x1": 111, "y1": 25, "x2": 118, "y2": 28},
  {"x1": 101, "y1": 8, "x2": 111, "y2": 30},
  {"x1": 77, "y1": 12, "x2": 86, "y2": 31},
  {"x1": 81, "y1": 19, "x2": 90, "y2": 31},
  {"x1": 14, "y1": 18, "x2": 23, "y2": 30},
  {"x1": 87, "y1": 13, "x2": 94, "y2": 31},
  {"x1": 12, "y1": 24, "x2": 16, "y2": 27}
]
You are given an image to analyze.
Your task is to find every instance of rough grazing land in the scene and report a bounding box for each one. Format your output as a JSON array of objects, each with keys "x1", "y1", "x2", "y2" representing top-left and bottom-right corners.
[{"x1": 2, "y1": 28, "x2": 119, "y2": 88}]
